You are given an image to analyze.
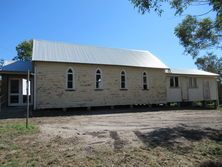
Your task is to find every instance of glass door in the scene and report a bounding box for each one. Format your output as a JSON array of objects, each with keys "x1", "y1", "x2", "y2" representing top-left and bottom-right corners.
[
  {"x1": 9, "y1": 79, "x2": 20, "y2": 106},
  {"x1": 8, "y1": 78, "x2": 32, "y2": 106}
]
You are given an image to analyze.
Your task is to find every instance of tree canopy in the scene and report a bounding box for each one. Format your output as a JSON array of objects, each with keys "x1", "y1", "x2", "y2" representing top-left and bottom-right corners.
[
  {"x1": 195, "y1": 52, "x2": 222, "y2": 79},
  {"x1": 130, "y1": 0, "x2": 222, "y2": 75},
  {"x1": 13, "y1": 40, "x2": 33, "y2": 61},
  {"x1": 175, "y1": 14, "x2": 221, "y2": 59}
]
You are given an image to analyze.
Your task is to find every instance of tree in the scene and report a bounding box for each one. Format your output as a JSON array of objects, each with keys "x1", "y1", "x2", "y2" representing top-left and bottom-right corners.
[
  {"x1": 13, "y1": 40, "x2": 33, "y2": 61},
  {"x1": 129, "y1": 0, "x2": 222, "y2": 60},
  {"x1": 195, "y1": 53, "x2": 222, "y2": 76},
  {"x1": 175, "y1": 15, "x2": 221, "y2": 59}
]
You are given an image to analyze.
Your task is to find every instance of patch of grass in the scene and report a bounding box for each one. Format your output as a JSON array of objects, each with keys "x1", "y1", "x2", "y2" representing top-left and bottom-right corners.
[
  {"x1": 1, "y1": 160, "x2": 19, "y2": 167},
  {"x1": 218, "y1": 106, "x2": 222, "y2": 111},
  {"x1": 0, "y1": 123, "x2": 38, "y2": 151},
  {"x1": 0, "y1": 123, "x2": 39, "y2": 167},
  {"x1": 193, "y1": 139, "x2": 222, "y2": 159},
  {"x1": 0, "y1": 123, "x2": 38, "y2": 137}
]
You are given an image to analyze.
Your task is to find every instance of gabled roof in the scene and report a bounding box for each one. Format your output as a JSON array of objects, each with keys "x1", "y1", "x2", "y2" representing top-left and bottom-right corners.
[
  {"x1": 32, "y1": 39, "x2": 168, "y2": 69},
  {"x1": 0, "y1": 61, "x2": 32, "y2": 74},
  {"x1": 166, "y1": 69, "x2": 219, "y2": 77}
]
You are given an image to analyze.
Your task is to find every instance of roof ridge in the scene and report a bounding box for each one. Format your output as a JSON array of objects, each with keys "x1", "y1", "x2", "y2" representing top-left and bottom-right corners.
[{"x1": 33, "y1": 39, "x2": 150, "y2": 54}]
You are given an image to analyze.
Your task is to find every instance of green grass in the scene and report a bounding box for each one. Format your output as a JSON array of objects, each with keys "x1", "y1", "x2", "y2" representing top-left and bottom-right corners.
[
  {"x1": 195, "y1": 140, "x2": 222, "y2": 157},
  {"x1": 0, "y1": 123, "x2": 38, "y2": 137},
  {"x1": 0, "y1": 160, "x2": 19, "y2": 167},
  {"x1": 0, "y1": 123, "x2": 38, "y2": 150},
  {"x1": 0, "y1": 123, "x2": 39, "y2": 167}
]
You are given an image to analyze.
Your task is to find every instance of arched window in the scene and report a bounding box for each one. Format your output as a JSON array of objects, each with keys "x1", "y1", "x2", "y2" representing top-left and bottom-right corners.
[
  {"x1": 142, "y1": 72, "x2": 148, "y2": 90},
  {"x1": 66, "y1": 68, "x2": 74, "y2": 89},
  {"x1": 120, "y1": 70, "x2": 126, "y2": 89},
  {"x1": 95, "y1": 69, "x2": 102, "y2": 89}
]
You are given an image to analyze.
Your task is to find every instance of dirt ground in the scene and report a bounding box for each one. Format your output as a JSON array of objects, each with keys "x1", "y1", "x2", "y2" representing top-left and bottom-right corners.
[
  {"x1": 35, "y1": 110, "x2": 222, "y2": 147},
  {"x1": 1, "y1": 109, "x2": 222, "y2": 167}
]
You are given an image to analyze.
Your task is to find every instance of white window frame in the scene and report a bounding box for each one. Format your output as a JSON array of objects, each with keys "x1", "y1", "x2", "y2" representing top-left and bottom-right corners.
[
  {"x1": 142, "y1": 72, "x2": 149, "y2": 90},
  {"x1": 170, "y1": 76, "x2": 179, "y2": 88},
  {"x1": 8, "y1": 78, "x2": 33, "y2": 106},
  {"x1": 95, "y1": 68, "x2": 103, "y2": 89},
  {"x1": 120, "y1": 70, "x2": 127, "y2": 89},
  {"x1": 66, "y1": 67, "x2": 75, "y2": 90}
]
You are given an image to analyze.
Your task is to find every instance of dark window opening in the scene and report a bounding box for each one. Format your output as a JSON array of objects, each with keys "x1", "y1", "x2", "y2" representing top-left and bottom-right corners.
[
  {"x1": 10, "y1": 95, "x2": 19, "y2": 104},
  {"x1": 175, "y1": 77, "x2": 179, "y2": 87},
  {"x1": 143, "y1": 84, "x2": 147, "y2": 90},
  {"x1": 67, "y1": 81, "x2": 73, "y2": 89},
  {"x1": 121, "y1": 82, "x2": 125, "y2": 89},
  {"x1": 68, "y1": 74, "x2": 73, "y2": 81},
  {"x1": 170, "y1": 76, "x2": 179, "y2": 88},
  {"x1": 96, "y1": 69, "x2": 102, "y2": 89},
  {"x1": 170, "y1": 77, "x2": 174, "y2": 87},
  {"x1": 120, "y1": 71, "x2": 126, "y2": 89},
  {"x1": 67, "y1": 68, "x2": 74, "y2": 89},
  {"x1": 143, "y1": 72, "x2": 148, "y2": 90},
  {"x1": 10, "y1": 80, "x2": 19, "y2": 93}
]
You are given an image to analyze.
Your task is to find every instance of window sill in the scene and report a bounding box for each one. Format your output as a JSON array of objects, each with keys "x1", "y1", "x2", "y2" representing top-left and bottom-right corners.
[
  {"x1": 95, "y1": 88, "x2": 103, "y2": 91},
  {"x1": 169, "y1": 87, "x2": 180, "y2": 89},
  {"x1": 65, "y1": 89, "x2": 75, "y2": 91},
  {"x1": 142, "y1": 89, "x2": 149, "y2": 91},
  {"x1": 120, "y1": 88, "x2": 128, "y2": 90}
]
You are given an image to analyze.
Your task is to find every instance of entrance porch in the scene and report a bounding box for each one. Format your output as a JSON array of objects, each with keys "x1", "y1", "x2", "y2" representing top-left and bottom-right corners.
[{"x1": 0, "y1": 61, "x2": 33, "y2": 112}]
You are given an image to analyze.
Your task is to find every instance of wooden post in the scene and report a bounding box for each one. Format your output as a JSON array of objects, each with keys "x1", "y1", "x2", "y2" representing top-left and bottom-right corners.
[
  {"x1": 0, "y1": 77, "x2": 1, "y2": 112},
  {"x1": 26, "y1": 70, "x2": 30, "y2": 128}
]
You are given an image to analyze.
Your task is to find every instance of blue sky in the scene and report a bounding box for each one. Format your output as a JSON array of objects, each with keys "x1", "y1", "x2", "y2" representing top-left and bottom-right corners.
[{"x1": 0, "y1": 0, "x2": 214, "y2": 68}]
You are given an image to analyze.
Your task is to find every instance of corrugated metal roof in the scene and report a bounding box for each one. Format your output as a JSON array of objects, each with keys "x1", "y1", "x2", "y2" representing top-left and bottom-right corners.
[
  {"x1": 1, "y1": 60, "x2": 32, "y2": 73},
  {"x1": 166, "y1": 69, "x2": 219, "y2": 76},
  {"x1": 32, "y1": 39, "x2": 168, "y2": 69}
]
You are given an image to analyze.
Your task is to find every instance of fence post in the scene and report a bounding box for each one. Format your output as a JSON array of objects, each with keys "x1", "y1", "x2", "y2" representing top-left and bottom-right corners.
[
  {"x1": 26, "y1": 70, "x2": 30, "y2": 128},
  {"x1": 0, "y1": 78, "x2": 1, "y2": 112}
]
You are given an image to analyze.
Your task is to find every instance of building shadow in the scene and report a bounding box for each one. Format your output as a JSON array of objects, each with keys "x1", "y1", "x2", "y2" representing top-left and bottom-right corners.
[
  {"x1": 199, "y1": 160, "x2": 222, "y2": 167},
  {"x1": 134, "y1": 126, "x2": 222, "y2": 149},
  {"x1": 0, "y1": 107, "x2": 27, "y2": 119},
  {"x1": 0, "y1": 105, "x2": 217, "y2": 119}
]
